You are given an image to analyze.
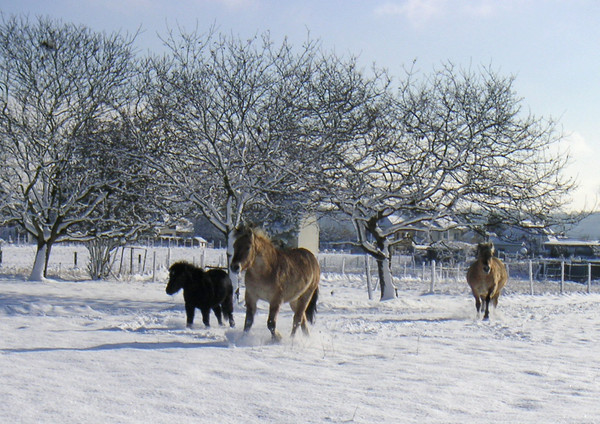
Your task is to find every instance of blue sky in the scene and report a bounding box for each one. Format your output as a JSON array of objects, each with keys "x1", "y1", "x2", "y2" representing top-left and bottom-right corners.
[{"x1": 2, "y1": 0, "x2": 599, "y2": 211}]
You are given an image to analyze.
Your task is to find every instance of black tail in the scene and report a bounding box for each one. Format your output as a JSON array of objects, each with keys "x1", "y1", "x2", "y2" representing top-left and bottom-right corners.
[{"x1": 305, "y1": 287, "x2": 319, "y2": 324}]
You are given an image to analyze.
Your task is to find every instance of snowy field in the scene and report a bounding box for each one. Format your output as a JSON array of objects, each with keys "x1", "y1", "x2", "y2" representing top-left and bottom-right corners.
[{"x1": 1, "y1": 245, "x2": 600, "y2": 423}]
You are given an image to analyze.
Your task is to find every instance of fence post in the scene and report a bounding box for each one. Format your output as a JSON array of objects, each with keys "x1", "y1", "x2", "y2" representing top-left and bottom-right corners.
[
  {"x1": 365, "y1": 255, "x2": 373, "y2": 300},
  {"x1": 560, "y1": 261, "x2": 565, "y2": 294},
  {"x1": 73, "y1": 252, "x2": 78, "y2": 268},
  {"x1": 152, "y1": 251, "x2": 156, "y2": 283},
  {"x1": 430, "y1": 260, "x2": 436, "y2": 293},
  {"x1": 588, "y1": 263, "x2": 592, "y2": 294},
  {"x1": 142, "y1": 250, "x2": 147, "y2": 274},
  {"x1": 130, "y1": 248, "x2": 134, "y2": 275},
  {"x1": 529, "y1": 260, "x2": 533, "y2": 295},
  {"x1": 342, "y1": 257, "x2": 346, "y2": 276}
]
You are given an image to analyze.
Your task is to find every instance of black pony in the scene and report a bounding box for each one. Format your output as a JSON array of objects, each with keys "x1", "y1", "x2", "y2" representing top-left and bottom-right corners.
[{"x1": 166, "y1": 261, "x2": 235, "y2": 328}]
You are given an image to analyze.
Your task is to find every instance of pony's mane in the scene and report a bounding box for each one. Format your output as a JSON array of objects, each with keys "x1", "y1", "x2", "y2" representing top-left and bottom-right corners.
[
  {"x1": 250, "y1": 227, "x2": 280, "y2": 253},
  {"x1": 251, "y1": 227, "x2": 272, "y2": 243}
]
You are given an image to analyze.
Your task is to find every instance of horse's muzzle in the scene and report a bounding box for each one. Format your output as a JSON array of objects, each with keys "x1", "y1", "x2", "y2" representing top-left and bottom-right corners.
[
  {"x1": 483, "y1": 265, "x2": 491, "y2": 274},
  {"x1": 230, "y1": 263, "x2": 240, "y2": 273}
]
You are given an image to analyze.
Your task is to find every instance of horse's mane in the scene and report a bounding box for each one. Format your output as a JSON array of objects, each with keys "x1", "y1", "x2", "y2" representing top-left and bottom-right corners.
[
  {"x1": 250, "y1": 227, "x2": 280, "y2": 254},
  {"x1": 249, "y1": 227, "x2": 273, "y2": 245}
]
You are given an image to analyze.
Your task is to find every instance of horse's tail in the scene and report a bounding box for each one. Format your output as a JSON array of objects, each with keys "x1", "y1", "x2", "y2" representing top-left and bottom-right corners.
[{"x1": 305, "y1": 287, "x2": 319, "y2": 324}]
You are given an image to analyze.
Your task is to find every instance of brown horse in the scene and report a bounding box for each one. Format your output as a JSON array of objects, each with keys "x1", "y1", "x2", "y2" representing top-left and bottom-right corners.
[
  {"x1": 230, "y1": 226, "x2": 320, "y2": 341},
  {"x1": 466, "y1": 242, "x2": 508, "y2": 320}
]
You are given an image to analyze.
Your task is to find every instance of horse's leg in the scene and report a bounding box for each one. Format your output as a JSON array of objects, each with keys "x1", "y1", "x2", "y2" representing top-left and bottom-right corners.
[
  {"x1": 185, "y1": 304, "x2": 196, "y2": 328},
  {"x1": 289, "y1": 300, "x2": 302, "y2": 337},
  {"x1": 483, "y1": 292, "x2": 492, "y2": 320},
  {"x1": 200, "y1": 307, "x2": 211, "y2": 327},
  {"x1": 244, "y1": 293, "x2": 257, "y2": 332},
  {"x1": 212, "y1": 304, "x2": 224, "y2": 326},
  {"x1": 474, "y1": 294, "x2": 481, "y2": 315},
  {"x1": 267, "y1": 302, "x2": 282, "y2": 342},
  {"x1": 222, "y1": 298, "x2": 235, "y2": 328},
  {"x1": 290, "y1": 295, "x2": 311, "y2": 337}
]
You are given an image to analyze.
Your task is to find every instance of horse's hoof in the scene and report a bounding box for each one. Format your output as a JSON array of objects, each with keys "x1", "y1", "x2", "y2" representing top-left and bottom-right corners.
[{"x1": 271, "y1": 331, "x2": 283, "y2": 343}]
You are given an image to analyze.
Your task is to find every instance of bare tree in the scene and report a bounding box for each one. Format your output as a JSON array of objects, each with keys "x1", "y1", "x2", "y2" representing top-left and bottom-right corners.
[
  {"x1": 328, "y1": 63, "x2": 575, "y2": 300},
  {"x1": 140, "y1": 29, "x2": 327, "y2": 265},
  {"x1": 74, "y1": 122, "x2": 159, "y2": 279},
  {"x1": 0, "y1": 15, "x2": 138, "y2": 280}
]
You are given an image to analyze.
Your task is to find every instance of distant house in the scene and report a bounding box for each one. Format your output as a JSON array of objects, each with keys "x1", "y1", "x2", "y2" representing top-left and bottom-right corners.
[
  {"x1": 158, "y1": 218, "x2": 207, "y2": 248},
  {"x1": 544, "y1": 238, "x2": 600, "y2": 259}
]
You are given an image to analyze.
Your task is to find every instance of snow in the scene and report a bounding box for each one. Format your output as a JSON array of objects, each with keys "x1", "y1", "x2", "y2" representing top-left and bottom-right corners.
[{"x1": 1, "y1": 245, "x2": 600, "y2": 423}]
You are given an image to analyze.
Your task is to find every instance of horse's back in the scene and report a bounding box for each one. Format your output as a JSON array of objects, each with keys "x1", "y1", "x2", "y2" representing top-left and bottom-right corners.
[
  {"x1": 206, "y1": 268, "x2": 230, "y2": 283},
  {"x1": 289, "y1": 247, "x2": 319, "y2": 266},
  {"x1": 206, "y1": 268, "x2": 233, "y2": 297},
  {"x1": 286, "y1": 247, "x2": 320, "y2": 279}
]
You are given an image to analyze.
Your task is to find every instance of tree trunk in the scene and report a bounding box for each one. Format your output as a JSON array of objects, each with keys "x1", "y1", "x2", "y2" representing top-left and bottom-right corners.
[
  {"x1": 227, "y1": 228, "x2": 240, "y2": 300},
  {"x1": 29, "y1": 241, "x2": 48, "y2": 281},
  {"x1": 377, "y1": 255, "x2": 396, "y2": 300},
  {"x1": 370, "y1": 232, "x2": 396, "y2": 300},
  {"x1": 87, "y1": 239, "x2": 117, "y2": 280}
]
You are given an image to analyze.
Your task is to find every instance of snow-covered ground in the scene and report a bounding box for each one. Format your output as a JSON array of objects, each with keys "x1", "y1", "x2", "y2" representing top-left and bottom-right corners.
[{"x1": 1, "y1": 245, "x2": 599, "y2": 423}]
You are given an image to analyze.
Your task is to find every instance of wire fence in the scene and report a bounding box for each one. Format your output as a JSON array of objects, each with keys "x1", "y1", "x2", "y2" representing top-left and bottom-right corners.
[
  {"x1": 1, "y1": 244, "x2": 599, "y2": 295},
  {"x1": 319, "y1": 253, "x2": 600, "y2": 296}
]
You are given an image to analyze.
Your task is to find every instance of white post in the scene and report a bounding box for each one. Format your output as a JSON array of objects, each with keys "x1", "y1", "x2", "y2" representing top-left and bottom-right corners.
[
  {"x1": 342, "y1": 257, "x2": 346, "y2": 276},
  {"x1": 430, "y1": 260, "x2": 436, "y2": 293},
  {"x1": 529, "y1": 260, "x2": 533, "y2": 295},
  {"x1": 201, "y1": 249, "x2": 206, "y2": 268},
  {"x1": 365, "y1": 255, "x2": 373, "y2": 300},
  {"x1": 152, "y1": 251, "x2": 156, "y2": 283},
  {"x1": 560, "y1": 261, "x2": 565, "y2": 294},
  {"x1": 588, "y1": 263, "x2": 592, "y2": 294}
]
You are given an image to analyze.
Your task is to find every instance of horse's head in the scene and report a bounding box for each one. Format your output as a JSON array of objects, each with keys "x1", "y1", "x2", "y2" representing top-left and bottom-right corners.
[
  {"x1": 230, "y1": 226, "x2": 255, "y2": 273},
  {"x1": 477, "y1": 242, "x2": 495, "y2": 274},
  {"x1": 166, "y1": 262, "x2": 192, "y2": 295}
]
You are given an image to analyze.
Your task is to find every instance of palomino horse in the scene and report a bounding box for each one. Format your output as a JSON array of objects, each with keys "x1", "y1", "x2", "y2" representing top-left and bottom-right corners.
[
  {"x1": 466, "y1": 242, "x2": 508, "y2": 320},
  {"x1": 230, "y1": 226, "x2": 320, "y2": 341}
]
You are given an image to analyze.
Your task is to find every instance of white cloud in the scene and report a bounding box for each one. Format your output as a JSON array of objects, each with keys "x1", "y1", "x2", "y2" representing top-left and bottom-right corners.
[
  {"x1": 374, "y1": 0, "x2": 447, "y2": 27},
  {"x1": 560, "y1": 132, "x2": 600, "y2": 211},
  {"x1": 374, "y1": 0, "x2": 513, "y2": 26},
  {"x1": 564, "y1": 131, "x2": 593, "y2": 156},
  {"x1": 461, "y1": 0, "x2": 502, "y2": 18}
]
